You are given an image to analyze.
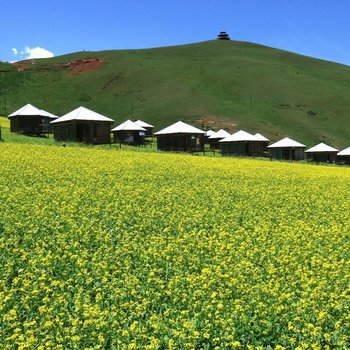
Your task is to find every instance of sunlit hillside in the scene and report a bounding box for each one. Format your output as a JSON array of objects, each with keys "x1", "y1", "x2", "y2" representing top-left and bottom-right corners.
[{"x1": 1, "y1": 40, "x2": 350, "y2": 147}]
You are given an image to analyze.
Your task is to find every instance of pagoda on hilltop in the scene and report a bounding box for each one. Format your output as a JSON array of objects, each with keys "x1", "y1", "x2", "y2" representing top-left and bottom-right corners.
[{"x1": 217, "y1": 31, "x2": 230, "y2": 40}]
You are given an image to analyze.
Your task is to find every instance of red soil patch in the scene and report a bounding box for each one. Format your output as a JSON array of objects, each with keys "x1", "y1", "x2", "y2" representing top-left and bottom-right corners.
[
  {"x1": 11, "y1": 60, "x2": 34, "y2": 71},
  {"x1": 67, "y1": 58, "x2": 103, "y2": 76}
]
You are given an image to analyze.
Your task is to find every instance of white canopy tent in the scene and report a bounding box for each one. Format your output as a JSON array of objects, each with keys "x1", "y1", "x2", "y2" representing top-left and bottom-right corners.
[
  {"x1": 220, "y1": 130, "x2": 258, "y2": 143},
  {"x1": 208, "y1": 129, "x2": 231, "y2": 139},
  {"x1": 50, "y1": 106, "x2": 113, "y2": 144},
  {"x1": 306, "y1": 143, "x2": 339, "y2": 153},
  {"x1": 268, "y1": 137, "x2": 306, "y2": 148},
  {"x1": 134, "y1": 119, "x2": 154, "y2": 128},
  {"x1": 338, "y1": 147, "x2": 350, "y2": 156},
  {"x1": 51, "y1": 106, "x2": 113, "y2": 124},
  {"x1": 268, "y1": 137, "x2": 306, "y2": 161},
  {"x1": 111, "y1": 120, "x2": 146, "y2": 132},
  {"x1": 155, "y1": 121, "x2": 205, "y2": 152},
  {"x1": 155, "y1": 121, "x2": 205, "y2": 135}
]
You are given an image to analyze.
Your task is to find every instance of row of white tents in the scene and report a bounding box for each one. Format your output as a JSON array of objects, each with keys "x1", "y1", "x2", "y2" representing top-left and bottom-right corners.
[
  {"x1": 6, "y1": 104, "x2": 350, "y2": 160},
  {"x1": 204, "y1": 127, "x2": 350, "y2": 158}
]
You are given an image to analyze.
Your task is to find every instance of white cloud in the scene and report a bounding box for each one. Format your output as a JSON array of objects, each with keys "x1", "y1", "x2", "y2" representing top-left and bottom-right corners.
[
  {"x1": 23, "y1": 46, "x2": 54, "y2": 59},
  {"x1": 10, "y1": 46, "x2": 55, "y2": 62}
]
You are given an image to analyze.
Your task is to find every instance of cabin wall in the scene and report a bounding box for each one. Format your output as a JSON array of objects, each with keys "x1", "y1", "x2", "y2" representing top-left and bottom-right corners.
[
  {"x1": 221, "y1": 141, "x2": 267, "y2": 157},
  {"x1": 337, "y1": 155, "x2": 350, "y2": 165},
  {"x1": 270, "y1": 147, "x2": 305, "y2": 160},
  {"x1": 113, "y1": 130, "x2": 145, "y2": 145},
  {"x1": 307, "y1": 152, "x2": 337, "y2": 163},
  {"x1": 249, "y1": 142, "x2": 268, "y2": 157},
  {"x1": 10, "y1": 116, "x2": 54, "y2": 134},
  {"x1": 53, "y1": 121, "x2": 111, "y2": 144},
  {"x1": 157, "y1": 134, "x2": 204, "y2": 152},
  {"x1": 221, "y1": 142, "x2": 245, "y2": 156},
  {"x1": 143, "y1": 127, "x2": 153, "y2": 137},
  {"x1": 53, "y1": 123, "x2": 76, "y2": 142},
  {"x1": 208, "y1": 138, "x2": 223, "y2": 150},
  {"x1": 95, "y1": 123, "x2": 112, "y2": 144}
]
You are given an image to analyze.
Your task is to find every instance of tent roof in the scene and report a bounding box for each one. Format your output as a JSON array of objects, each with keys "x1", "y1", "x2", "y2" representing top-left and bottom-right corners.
[
  {"x1": 268, "y1": 137, "x2": 306, "y2": 148},
  {"x1": 40, "y1": 109, "x2": 59, "y2": 119},
  {"x1": 208, "y1": 129, "x2": 231, "y2": 139},
  {"x1": 155, "y1": 121, "x2": 205, "y2": 135},
  {"x1": 305, "y1": 143, "x2": 339, "y2": 153},
  {"x1": 254, "y1": 133, "x2": 270, "y2": 142},
  {"x1": 338, "y1": 147, "x2": 350, "y2": 156},
  {"x1": 220, "y1": 130, "x2": 258, "y2": 142},
  {"x1": 111, "y1": 119, "x2": 146, "y2": 131},
  {"x1": 134, "y1": 119, "x2": 154, "y2": 128},
  {"x1": 204, "y1": 129, "x2": 215, "y2": 137},
  {"x1": 9, "y1": 103, "x2": 44, "y2": 118},
  {"x1": 51, "y1": 106, "x2": 114, "y2": 124}
]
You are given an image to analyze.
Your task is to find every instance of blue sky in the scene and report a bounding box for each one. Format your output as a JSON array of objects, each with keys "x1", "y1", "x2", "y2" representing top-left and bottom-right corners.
[{"x1": 1, "y1": 0, "x2": 350, "y2": 65}]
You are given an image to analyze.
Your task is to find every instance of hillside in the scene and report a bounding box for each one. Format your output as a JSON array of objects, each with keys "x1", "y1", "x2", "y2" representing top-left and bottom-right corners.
[{"x1": 1, "y1": 40, "x2": 350, "y2": 147}]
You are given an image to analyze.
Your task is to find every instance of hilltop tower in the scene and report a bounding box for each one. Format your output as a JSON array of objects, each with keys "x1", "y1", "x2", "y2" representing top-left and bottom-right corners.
[{"x1": 217, "y1": 31, "x2": 230, "y2": 40}]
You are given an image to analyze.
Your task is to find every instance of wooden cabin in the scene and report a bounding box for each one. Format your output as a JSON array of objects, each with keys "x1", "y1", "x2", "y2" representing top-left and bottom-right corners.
[
  {"x1": 134, "y1": 120, "x2": 154, "y2": 137},
  {"x1": 207, "y1": 129, "x2": 231, "y2": 149},
  {"x1": 268, "y1": 137, "x2": 306, "y2": 161},
  {"x1": 155, "y1": 121, "x2": 205, "y2": 152},
  {"x1": 51, "y1": 106, "x2": 113, "y2": 144},
  {"x1": 220, "y1": 130, "x2": 268, "y2": 157},
  {"x1": 8, "y1": 104, "x2": 58, "y2": 135},
  {"x1": 112, "y1": 120, "x2": 146, "y2": 145},
  {"x1": 305, "y1": 143, "x2": 339, "y2": 163},
  {"x1": 337, "y1": 147, "x2": 350, "y2": 165}
]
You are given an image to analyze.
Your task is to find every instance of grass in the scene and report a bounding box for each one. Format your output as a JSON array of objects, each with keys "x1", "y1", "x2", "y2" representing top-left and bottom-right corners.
[
  {"x1": 0, "y1": 116, "x2": 55, "y2": 145},
  {"x1": 0, "y1": 116, "x2": 10, "y2": 128},
  {"x1": 0, "y1": 40, "x2": 349, "y2": 148}
]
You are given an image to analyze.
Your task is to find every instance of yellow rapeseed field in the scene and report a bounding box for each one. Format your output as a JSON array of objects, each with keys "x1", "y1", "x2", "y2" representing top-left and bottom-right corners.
[
  {"x1": 1, "y1": 143, "x2": 350, "y2": 349},
  {"x1": 0, "y1": 116, "x2": 10, "y2": 129}
]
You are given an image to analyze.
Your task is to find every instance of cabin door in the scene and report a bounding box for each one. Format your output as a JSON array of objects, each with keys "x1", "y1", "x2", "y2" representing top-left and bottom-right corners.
[{"x1": 77, "y1": 124, "x2": 90, "y2": 143}]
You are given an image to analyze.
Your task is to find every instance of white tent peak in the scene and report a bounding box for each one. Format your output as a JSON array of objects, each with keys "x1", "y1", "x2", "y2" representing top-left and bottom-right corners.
[
  {"x1": 204, "y1": 129, "x2": 215, "y2": 137},
  {"x1": 40, "y1": 109, "x2": 59, "y2": 119},
  {"x1": 9, "y1": 104, "x2": 59, "y2": 119},
  {"x1": 51, "y1": 106, "x2": 113, "y2": 124},
  {"x1": 111, "y1": 120, "x2": 146, "y2": 131},
  {"x1": 134, "y1": 120, "x2": 154, "y2": 128},
  {"x1": 208, "y1": 129, "x2": 231, "y2": 139},
  {"x1": 254, "y1": 133, "x2": 270, "y2": 142},
  {"x1": 220, "y1": 130, "x2": 258, "y2": 142},
  {"x1": 9, "y1": 103, "x2": 42, "y2": 117},
  {"x1": 155, "y1": 121, "x2": 205, "y2": 135},
  {"x1": 337, "y1": 147, "x2": 350, "y2": 156},
  {"x1": 268, "y1": 137, "x2": 306, "y2": 148},
  {"x1": 306, "y1": 143, "x2": 339, "y2": 153}
]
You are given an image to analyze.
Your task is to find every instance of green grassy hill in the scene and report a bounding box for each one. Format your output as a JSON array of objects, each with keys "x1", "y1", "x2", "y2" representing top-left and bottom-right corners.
[{"x1": 1, "y1": 40, "x2": 350, "y2": 147}]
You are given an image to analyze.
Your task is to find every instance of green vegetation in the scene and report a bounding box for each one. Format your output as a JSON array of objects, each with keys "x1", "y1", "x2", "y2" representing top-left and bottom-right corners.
[
  {"x1": 1, "y1": 40, "x2": 350, "y2": 147},
  {"x1": 1, "y1": 144, "x2": 350, "y2": 348},
  {"x1": 0, "y1": 116, "x2": 55, "y2": 145},
  {"x1": 0, "y1": 116, "x2": 10, "y2": 128}
]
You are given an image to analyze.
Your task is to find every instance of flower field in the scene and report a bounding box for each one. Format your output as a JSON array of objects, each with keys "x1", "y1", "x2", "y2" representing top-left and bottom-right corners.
[{"x1": 1, "y1": 143, "x2": 350, "y2": 349}]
